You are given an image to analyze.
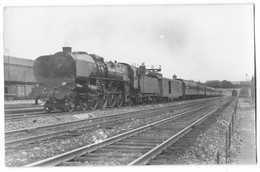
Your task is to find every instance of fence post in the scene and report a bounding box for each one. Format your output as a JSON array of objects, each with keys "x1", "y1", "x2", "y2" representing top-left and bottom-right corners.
[
  {"x1": 226, "y1": 131, "x2": 228, "y2": 164},
  {"x1": 229, "y1": 123, "x2": 232, "y2": 149},
  {"x1": 217, "y1": 151, "x2": 220, "y2": 164},
  {"x1": 234, "y1": 98, "x2": 238, "y2": 118},
  {"x1": 231, "y1": 112, "x2": 234, "y2": 134},
  {"x1": 213, "y1": 148, "x2": 220, "y2": 164}
]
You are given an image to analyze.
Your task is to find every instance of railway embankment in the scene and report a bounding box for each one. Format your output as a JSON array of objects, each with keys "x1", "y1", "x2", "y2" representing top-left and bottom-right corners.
[{"x1": 157, "y1": 97, "x2": 256, "y2": 165}]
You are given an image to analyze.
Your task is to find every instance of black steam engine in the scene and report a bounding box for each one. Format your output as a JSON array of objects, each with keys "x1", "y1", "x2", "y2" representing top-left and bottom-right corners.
[
  {"x1": 34, "y1": 47, "x2": 222, "y2": 113},
  {"x1": 34, "y1": 47, "x2": 140, "y2": 112}
]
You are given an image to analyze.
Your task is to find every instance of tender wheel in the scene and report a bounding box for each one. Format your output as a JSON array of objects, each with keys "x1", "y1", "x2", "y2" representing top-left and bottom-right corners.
[
  {"x1": 98, "y1": 96, "x2": 107, "y2": 109},
  {"x1": 80, "y1": 100, "x2": 88, "y2": 111},
  {"x1": 89, "y1": 97, "x2": 98, "y2": 110},
  {"x1": 65, "y1": 99, "x2": 75, "y2": 112},
  {"x1": 107, "y1": 94, "x2": 116, "y2": 108},
  {"x1": 116, "y1": 93, "x2": 123, "y2": 107},
  {"x1": 144, "y1": 97, "x2": 149, "y2": 104}
]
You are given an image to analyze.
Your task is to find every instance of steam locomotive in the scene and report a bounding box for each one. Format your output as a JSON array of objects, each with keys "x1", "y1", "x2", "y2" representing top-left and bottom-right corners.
[{"x1": 34, "y1": 47, "x2": 222, "y2": 113}]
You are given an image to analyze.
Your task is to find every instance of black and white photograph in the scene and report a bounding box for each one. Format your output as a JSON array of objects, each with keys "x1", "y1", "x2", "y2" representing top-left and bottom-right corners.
[{"x1": 2, "y1": 0, "x2": 257, "y2": 168}]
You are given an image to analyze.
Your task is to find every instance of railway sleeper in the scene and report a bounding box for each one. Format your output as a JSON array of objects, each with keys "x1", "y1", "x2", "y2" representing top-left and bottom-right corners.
[
  {"x1": 105, "y1": 144, "x2": 155, "y2": 150},
  {"x1": 129, "y1": 136, "x2": 169, "y2": 140},
  {"x1": 95, "y1": 147, "x2": 151, "y2": 153},
  {"x1": 81, "y1": 152, "x2": 141, "y2": 157},
  {"x1": 142, "y1": 132, "x2": 176, "y2": 136},
  {"x1": 146, "y1": 128, "x2": 178, "y2": 132},
  {"x1": 72, "y1": 155, "x2": 140, "y2": 162},
  {"x1": 121, "y1": 138, "x2": 164, "y2": 143},
  {"x1": 138, "y1": 132, "x2": 174, "y2": 137},
  {"x1": 157, "y1": 150, "x2": 186, "y2": 157},
  {"x1": 113, "y1": 142, "x2": 157, "y2": 147},
  {"x1": 57, "y1": 134, "x2": 82, "y2": 139}
]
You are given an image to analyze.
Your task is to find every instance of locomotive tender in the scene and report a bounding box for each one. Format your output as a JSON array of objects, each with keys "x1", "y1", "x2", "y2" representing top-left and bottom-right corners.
[{"x1": 34, "y1": 47, "x2": 222, "y2": 112}]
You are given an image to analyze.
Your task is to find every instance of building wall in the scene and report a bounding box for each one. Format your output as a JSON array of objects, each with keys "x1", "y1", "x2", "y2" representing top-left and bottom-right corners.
[
  {"x1": 4, "y1": 56, "x2": 36, "y2": 100},
  {"x1": 4, "y1": 56, "x2": 35, "y2": 83}
]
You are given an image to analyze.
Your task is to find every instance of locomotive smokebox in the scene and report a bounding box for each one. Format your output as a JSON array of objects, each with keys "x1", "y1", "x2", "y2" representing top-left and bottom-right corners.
[{"x1": 62, "y1": 47, "x2": 72, "y2": 53}]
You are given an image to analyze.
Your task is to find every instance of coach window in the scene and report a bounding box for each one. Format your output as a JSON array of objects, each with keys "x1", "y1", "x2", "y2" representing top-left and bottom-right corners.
[
  {"x1": 5, "y1": 86, "x2": 8, "y2": 94},
  {"x1": 169, "y1": 81, "x2": 171, "y2": 94}
]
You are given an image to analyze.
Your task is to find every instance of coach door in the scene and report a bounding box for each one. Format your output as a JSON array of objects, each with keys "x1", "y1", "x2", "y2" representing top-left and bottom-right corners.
[{"x1": 158, "y1": 78, "x2": 163, "y2": 97}]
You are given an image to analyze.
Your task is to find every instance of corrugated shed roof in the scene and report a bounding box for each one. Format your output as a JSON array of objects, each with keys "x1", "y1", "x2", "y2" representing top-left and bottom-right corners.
[{"x1": 4, "y1": 56, "x2": 34, "y2": 67}]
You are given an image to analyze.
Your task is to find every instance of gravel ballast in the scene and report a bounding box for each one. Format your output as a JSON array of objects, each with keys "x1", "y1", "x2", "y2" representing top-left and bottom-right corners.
[
  {"x1": 5, "y1": 102, "x2": 199, "y2": 166},
  {"x1": 151, "y1": 97, "x2": 255, "y2": 165},
  {"x1": 5, "y1": 104, "x2": 168, "y2": 131},
  {"x1": 4, "y1": 98, "x2": 227, "y2": 166}
]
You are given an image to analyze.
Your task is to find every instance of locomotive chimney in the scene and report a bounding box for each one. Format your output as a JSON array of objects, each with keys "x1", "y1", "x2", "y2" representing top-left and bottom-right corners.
[{"x1": 62, "y1": 47, "x2": 72, "y2": 53}]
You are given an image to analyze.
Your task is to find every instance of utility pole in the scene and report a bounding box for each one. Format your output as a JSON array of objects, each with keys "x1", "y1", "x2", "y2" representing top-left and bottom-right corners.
[{"x1": 5, "y1": 49, "x2": 10, "y2": 93}]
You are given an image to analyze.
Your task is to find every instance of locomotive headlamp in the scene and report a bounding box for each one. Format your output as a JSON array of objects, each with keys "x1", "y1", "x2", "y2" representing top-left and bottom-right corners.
[{"x1": 61, "y1": 80, "x2": 68, "y2": 86}]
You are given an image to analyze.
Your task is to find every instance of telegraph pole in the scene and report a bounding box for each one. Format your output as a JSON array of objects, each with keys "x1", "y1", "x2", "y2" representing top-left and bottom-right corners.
[{"x1": 5, "y1": 49, "x2": 10, "y2": 93}]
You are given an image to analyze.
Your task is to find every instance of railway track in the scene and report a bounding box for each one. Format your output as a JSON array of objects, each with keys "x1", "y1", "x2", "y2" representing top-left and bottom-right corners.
[
  {"x1": 5, "y1": 101, "x2": 39, "y2": 109},
  {"x1": 148, "y1": 97, "x2": 235, "y2": 165},
  {"x1": 5, "y1": 100, "x2": 207, "y2": 148},
  {"x1": 5, "y1": 110, "x2": 58, "y2": 121},
  {"x1": 20, "y1": 97, "x2": 233, "y2": 166},
  {"x1": 4, "y1": 97, "x2": 220, "y2": 121},
  {"x1": 5, "y1": 106, "x2": 43, "y2": 115}
]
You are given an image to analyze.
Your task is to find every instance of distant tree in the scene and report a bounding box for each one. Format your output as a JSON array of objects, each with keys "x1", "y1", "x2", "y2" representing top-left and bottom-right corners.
[
  {"x1": 205, "y1": 80, "x2": 221, "y2": 88},
  {"x1": 220, "y1": 80, "x2": 234, "y2": 88}
]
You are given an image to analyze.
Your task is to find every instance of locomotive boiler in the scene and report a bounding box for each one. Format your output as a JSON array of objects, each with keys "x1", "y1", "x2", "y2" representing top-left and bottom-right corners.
[{"x1": 34, "y1": 47, "x2": 136, "y2": 112}]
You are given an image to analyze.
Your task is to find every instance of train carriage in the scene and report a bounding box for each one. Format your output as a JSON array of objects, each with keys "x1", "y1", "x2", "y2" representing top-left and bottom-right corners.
[
  {"x1": 198, "y1": 84, "x2": 206, "y2": 96},
  {"x1": 145, "y1": 72, "x2": 183, "y2": 101},
  {"x1": 205, "y1": 86, "x2": 215, "y2": 96},
  {"x1": 159, "y1": 77, "x2": 183, "y2": 100},
  {"x1": 180, "y1": 80, "x2": 199, "y2": 98}
]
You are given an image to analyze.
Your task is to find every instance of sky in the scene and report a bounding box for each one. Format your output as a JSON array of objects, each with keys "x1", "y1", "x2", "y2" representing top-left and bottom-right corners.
[{"x1": 3, "y1": 4, "x2": 255, "y2": 82}]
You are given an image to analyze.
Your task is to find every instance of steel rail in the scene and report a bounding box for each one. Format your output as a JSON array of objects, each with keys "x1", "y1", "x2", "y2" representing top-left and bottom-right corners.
[
  {"x1": 5, "y1": 111, "x2": 46, "y2": 121},
  {"x1": 5, "y1": 104, "x2": 42, "y2": 110},
  {"x1": 5, "y1": 107, "x2": 43, "y2": 113}
]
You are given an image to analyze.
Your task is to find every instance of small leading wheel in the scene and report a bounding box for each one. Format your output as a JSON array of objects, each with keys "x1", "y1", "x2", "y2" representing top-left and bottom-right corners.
[
  {"x1": 98, "y1": 96, "x2": 107, "y2": 109},
  {"x1": 38, "y1": 99, "x2": 45, "y2": 105},
  {"x1": 89, "y1": 97, "x2": 98, "y2": 110},
  {"x1": 44, "y1": 106, "x2": 53, "y2": 113},
  {"x1": 116, "y1": 93, "x2": 124, "y2": 107},
  {"x1": 80, "y1": 100, "x2": 88, "y2": 111},
  {"x1": 107, "y1": 94, "x2": 116, "y2": 108},
  {"x1": 65, "y1": 98, "x2": 75, "y2": 112}
]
